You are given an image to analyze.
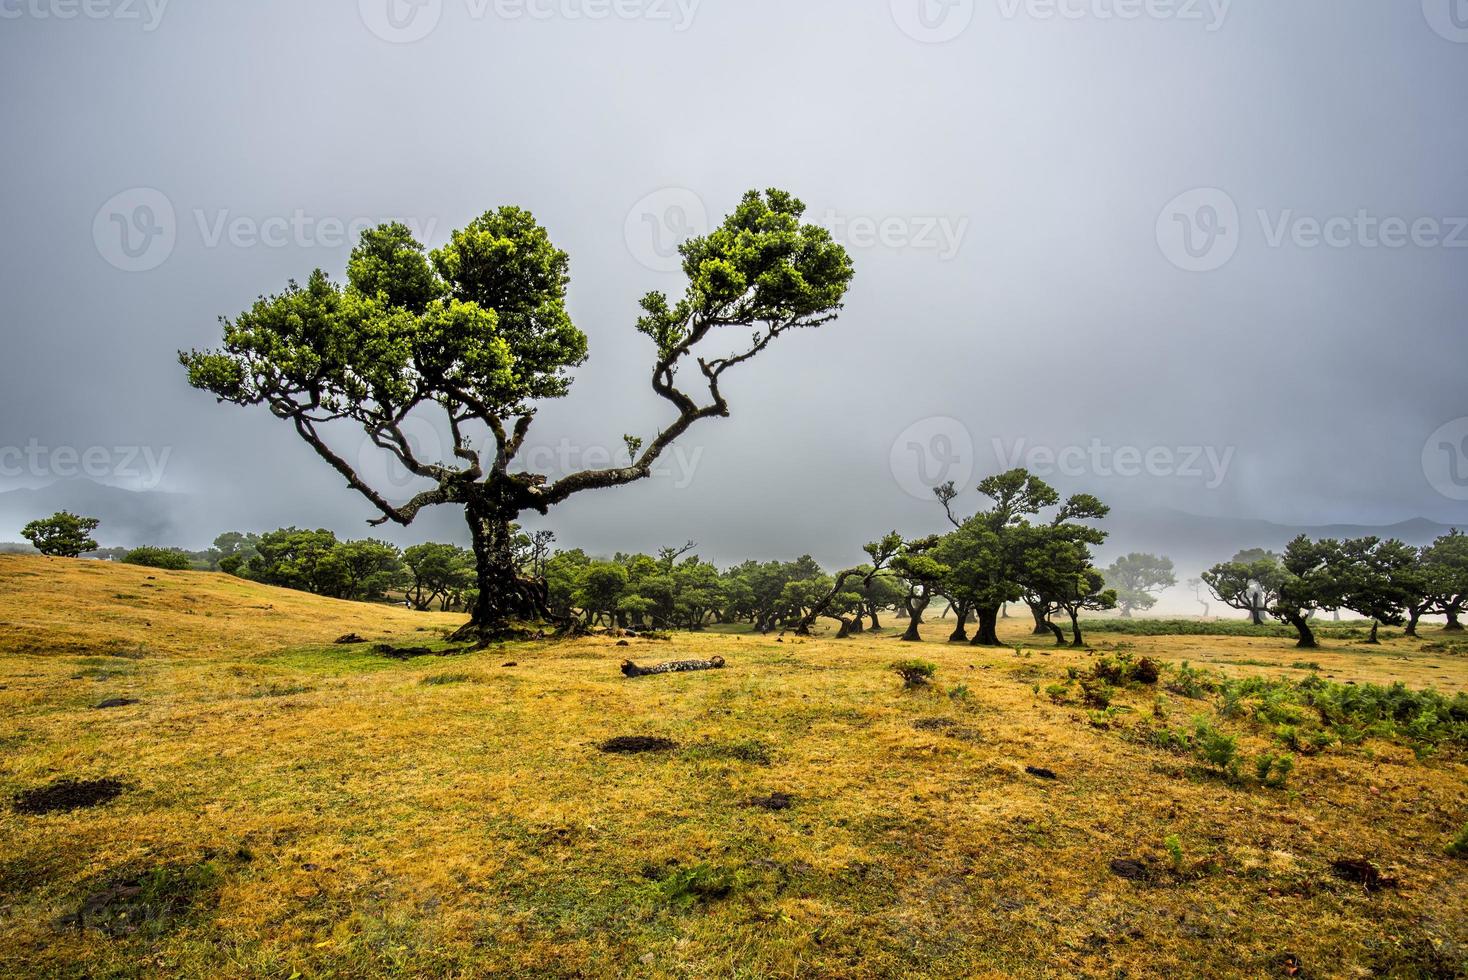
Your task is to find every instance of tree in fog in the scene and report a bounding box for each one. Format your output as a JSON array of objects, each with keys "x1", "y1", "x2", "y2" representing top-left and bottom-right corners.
[
  {"x1": 1202, "y1": 549, "x2": 1285, "y2": 626},
  {"x1": 20, "y1": 512, "x2": 100, "y2": 558},
  {"x1": 1103, "y1": 552, "x2": 1176, "y2": 618},
  {"x1": 182, "y1": 190, "x2": 853, "y2": 640}
]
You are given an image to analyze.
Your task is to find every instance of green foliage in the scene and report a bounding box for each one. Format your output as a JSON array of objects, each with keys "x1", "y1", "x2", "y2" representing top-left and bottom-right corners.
[
  {"x1": 1201, "y1": 548, "x2": 1286, "y2": 623},
  {"x1": 402, "y1": 542, "x2": 475, "y2": 611},
  {"x1": 651, "y1": 863, "x2": 737, "y2": 908},
  {"x1": 235, "y1": 528, "x2": 403, "y2": 602},
  {"x1": 1164, "y1": 834, "x2": 1185, "y2": 871},
  {"x1": 891, "y1": 660, "x2": 937, "y2": 689},
  {"x1": 635, "y1": 189, "x2": 854, "y2": 360},
  {"x1": 1103, "y1": 552, "x2": 1177, "y2": 616},
  {"x1": 182, "y1": 210, "x2": 585, "y2": 425},
  {"x1": 1447, "y1": 824, "x2": 1468, "y2": 858},
  {"x1": 1165, "y1": 661, "x2": 1216, "y2": 700},
  {"x1": 1156, "y1": 662, "x2": 1468, "y2": 756},
  {"x1": 1081, "y1": 619, "x2": 1369, "y2": 639},
  {"x1": 123, "y1": 547, "x2": 193, "y2": 571},
  {"x1": 20, "y1": 511, "x2": 100, "y2": 558},
  {"x1": 1254, "y1": 752, "x2": 1294, "y2": 788},
  {"x1": 1044, "y1": 682, "x2": 1072, "y2": 705},
  {"x1": 1191, "y1": 718, "x2": 1241, "y2": 780}
]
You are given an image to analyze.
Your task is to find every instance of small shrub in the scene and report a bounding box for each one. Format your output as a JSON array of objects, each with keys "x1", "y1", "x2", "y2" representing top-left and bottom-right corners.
[
  {"x1": 123, "y1": 547, "x2": 192, "y2": 571},
  {"x1": 1146, "y1": 724, "x2": 1191, "y2": 755},
  {"x1": 1254, "y1": 752, "x2": 1294, "y2": 788},
  {"x1": 1166, "y1": 661, "x2": 1214, "y2": 699},
  {"x1": 655, "y1": 863, "x2": 736, "y2": 907},
  {"x1": 1446, "y1": 824, "x2": 1468, "y2": 858},
  {"x1": 1164, "y1": 834, "x2": 1185, "y2": 872},
  {"x1": 891, "y1": 660, "x2": 937, "y2": 689},
  {"x1": 1079, "y1": 676, "x2": 1113, "y2": 709},
  {"x1": 1192, "y1": 718, "x2": 1240, "y2": 780},
  {"x1": 948, "y1": 683, "x2": 971, "y2": 703},
  {"x1": 1044, "y1": 682, "x2": 1071, "y2": 704}
]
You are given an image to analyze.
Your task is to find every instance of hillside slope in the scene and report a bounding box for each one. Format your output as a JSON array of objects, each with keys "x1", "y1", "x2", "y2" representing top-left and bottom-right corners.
[
  {"x1": 0, "y1": 558, "x2": 1465, "y2": 978},
  {"x1": 0, "y1": 554, "x2": 463, "y2": 660}
]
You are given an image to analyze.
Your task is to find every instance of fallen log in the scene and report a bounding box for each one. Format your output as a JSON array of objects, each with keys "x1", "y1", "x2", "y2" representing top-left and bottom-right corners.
[{"x1": 621, "y1": 655, "x2": 726, "y2": 678}]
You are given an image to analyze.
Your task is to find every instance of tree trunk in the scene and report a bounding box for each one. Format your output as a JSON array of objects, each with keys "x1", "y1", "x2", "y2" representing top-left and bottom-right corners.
[
  {"x1": 453, "y1": 500, "x2": 549, "y2": 642},
  {"x1": 1284, "y1": 611, "x2": 1317, "y2": 649},
  {"x1": 1046, "y1": 619, "x2": 1067, "y2": 646},
  {"x1": 948, "y1": 602, "x2": 970, "y2": 643},
  {"x1": 1249, "y1": 604, "x2": 1265, "y2": 627},
  {"x1": 1028, "y1": 601, "x2": 1050, "y2": 636},
  {"x1": 869, "y1": 605, "x2": 882, "y2": 631},
  {"x1": 1069, "y1": 611, "x2": 1083, "y2": 648},
  {"x1": 1445, "y1": 605, "x2": 1464, "y2": 632},
  {"x1": 970, "y1": 606, "x2": 1002, "y2": 646},
  {"x1": 1406, "y1": 608, "x2": 1421, "y2": 638},
  {"x1": 1120, "y1": 604, "x2": 1133, "y2": 619},
  {"x1": 901, "y1": 592, "x2": 930, "y2": 642},
  {"x1": 1368, "y1": 620, "x2": 1380, "y2": 644}
]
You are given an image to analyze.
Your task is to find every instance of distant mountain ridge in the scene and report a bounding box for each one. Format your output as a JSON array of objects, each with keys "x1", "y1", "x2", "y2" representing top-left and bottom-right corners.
[{"x1": 0, "y1": 480, "x2": 202, "y2": 549}]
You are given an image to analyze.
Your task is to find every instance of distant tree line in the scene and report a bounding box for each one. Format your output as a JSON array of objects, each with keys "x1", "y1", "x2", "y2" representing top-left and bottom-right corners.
[{"x1": 1203, "y1": 531, "x2": 1468, "y2": 648}]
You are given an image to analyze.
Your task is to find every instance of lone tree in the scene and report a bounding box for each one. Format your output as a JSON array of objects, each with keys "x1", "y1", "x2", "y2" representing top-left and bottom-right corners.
[
  {"x1": 21, "y1": 512, "x2": 100, "y2": 558},
  {"x1": 1272, "y1": 535, "x2": 1345, "y2": 649},
  {"x1": 1202, "y1": 548, "x2": 1285, "y2": 626},
  {"x1": 182, "y1": 189, "x2": 853, "y2": 639},
  {"x1": 1103, "y1": 552, "x2": 1176, "y2": 617}
]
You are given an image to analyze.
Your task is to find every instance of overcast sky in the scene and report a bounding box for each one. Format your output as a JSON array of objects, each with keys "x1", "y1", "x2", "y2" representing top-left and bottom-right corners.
[{"x1": 2, "y1": 0, "x2": 1466, "y2": 566}]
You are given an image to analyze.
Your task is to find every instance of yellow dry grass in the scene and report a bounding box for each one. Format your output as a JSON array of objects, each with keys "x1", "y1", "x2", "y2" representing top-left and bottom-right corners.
[{"x1": 1, "y1": 554, "x2": 1465, "y2": 978}]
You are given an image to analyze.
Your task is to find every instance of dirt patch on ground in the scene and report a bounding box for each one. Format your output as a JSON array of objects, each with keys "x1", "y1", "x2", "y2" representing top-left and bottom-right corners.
[
  {"x1": 55, "y1": 863, "x2": 221, "y2": 938},
  {"x1": 599, "y1": 736, "x2": 677, "y2": 754},
  {"x1": 913, "y1": 718, "x2": 983, "y2": 742},
  {"x1": 1330, "y1": 858, "x2": 1399, "y2": 891},
  {"x1": 14, "y1": 778, "x2": 124, "y2": 815},
  {"x1": 1109, "y1": 858, "x2": 1151, "y2": 881},
  {"x1": 93, "y1": 698, "x2": 140, "y2": 709},
  {"x1": 744, "y1": 792, "x2": 796, "y2": 811}
]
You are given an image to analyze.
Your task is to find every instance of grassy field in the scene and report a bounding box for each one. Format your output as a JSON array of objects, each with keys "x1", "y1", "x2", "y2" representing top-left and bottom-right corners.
[{"x1": 1, "y1": 554, "x2": 1465, "y2": 978}]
